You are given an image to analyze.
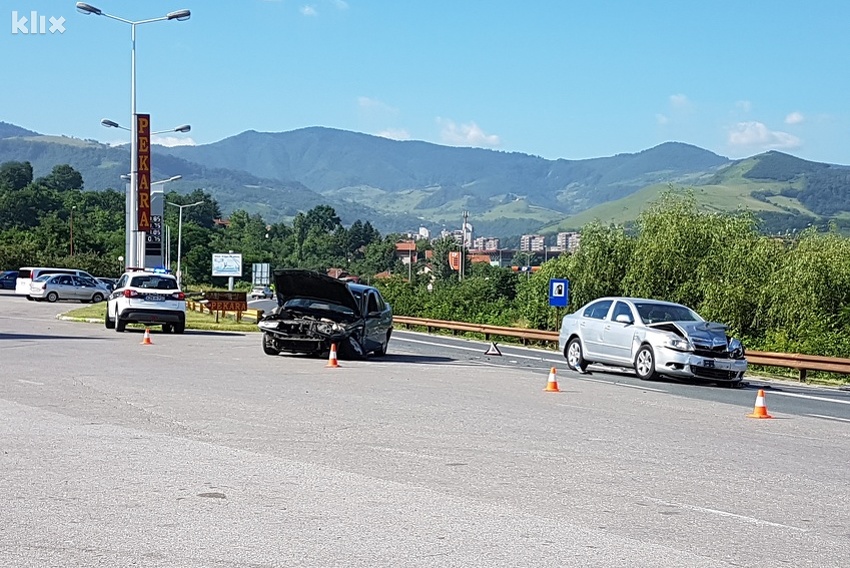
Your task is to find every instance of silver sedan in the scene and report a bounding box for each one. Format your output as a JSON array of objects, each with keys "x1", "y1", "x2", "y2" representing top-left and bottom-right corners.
[{"x1": 558, "y1": 297, "x2": 747, "y2": 384}]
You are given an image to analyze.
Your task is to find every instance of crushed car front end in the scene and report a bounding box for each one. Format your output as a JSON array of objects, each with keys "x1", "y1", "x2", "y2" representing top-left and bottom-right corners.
[{"x1": 648, "y1": 321, "x2": 748, "y2": 382}]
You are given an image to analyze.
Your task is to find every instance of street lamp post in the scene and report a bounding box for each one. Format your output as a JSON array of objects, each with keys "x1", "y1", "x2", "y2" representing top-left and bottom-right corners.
[
  {"x1": 70, "y1": 206, "x2": 77, "y2": 256},
  {"x1": 167, "y1": 200, "x2": 203, "y2": 289},
  {"x1": 77, "y1": 2, "x2": 190, "y2": 271}
]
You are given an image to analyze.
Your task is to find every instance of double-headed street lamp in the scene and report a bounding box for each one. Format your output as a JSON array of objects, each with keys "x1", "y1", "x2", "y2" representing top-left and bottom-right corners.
[
  {"x1": 167, "y1": 200, "x2": 204, "y2": 289},
  {"x1": 76, "y1": 2, "x2": 190, "y2": 271}
]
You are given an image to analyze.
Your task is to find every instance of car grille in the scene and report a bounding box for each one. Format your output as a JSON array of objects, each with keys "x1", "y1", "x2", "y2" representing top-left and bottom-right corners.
[
  {"x1": 692, "y1": 344, "x2": 730, "y2": 359},
  {"x1": 690, "y1": 366, "x2": 739, "y2": 380}
]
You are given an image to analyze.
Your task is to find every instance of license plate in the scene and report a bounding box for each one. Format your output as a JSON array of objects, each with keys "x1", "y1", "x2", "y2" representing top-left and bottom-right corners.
[
  {"x1": 703, "y1": 359, "x2": 730, "y2": 369},
  {"x1": 145, "y1": 294, "x2": 164, "y2": 302}
]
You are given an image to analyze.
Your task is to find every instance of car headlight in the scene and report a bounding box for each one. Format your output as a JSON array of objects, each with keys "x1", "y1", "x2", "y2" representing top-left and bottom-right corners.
[
  {"x1": 665, "y1": 337, "x2": 693, "y2": 351},
  {"x1": 729, "y1": 338, "x2": 745, "y2": 359}
]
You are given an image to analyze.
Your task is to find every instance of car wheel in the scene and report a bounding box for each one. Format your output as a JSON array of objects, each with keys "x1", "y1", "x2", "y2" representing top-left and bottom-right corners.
[
  {"x1": 105, "y1": 309, "x2": 115, "y2": 329},
  {"x1": 162, "y1": 324, "x2": 174, "y2": 333},
  {"x1": 374, "y1": 331, "x2": 391, "y2": 356},
  {"x1": 173, "y1": 320, "x2": 185, "y2": 334},
  {"x1": 116, "y1": 316, "x2": 126, "y2": 333},
  {"x1": 46, "y1": 291, "x2": 59, "y2": 303},
  {"x1": 566, "y1": 337, "x2": 589, "y2": 374},
  {"x1": 92, "y1": 293, "x2": 104, "y2": 303},
  {"x1": 262, "y1": 333, "x2": 280, "y2": 356},
  {"x1": 634, "y1": 344, "x2": 659, "y2": 381}
]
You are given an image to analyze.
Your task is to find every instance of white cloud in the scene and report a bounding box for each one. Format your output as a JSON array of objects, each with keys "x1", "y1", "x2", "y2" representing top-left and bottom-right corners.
[
  {"x1": 655, "y1": 113, "x2": 669, "y2": 125},
  {"x1": 437, "y1": 118, "x2": 501, "y2": 148},
  {"x1": 785, "y1": 111, "x2": 805, "y2": 125},
  {"x1": 358, "y1": 96, "x2": 398, "y2": 114},
  {"x1": 376, "y1": 128, "x2": 410, "y2": 140},
  {"x1": 334, "y1": 0, "x2": 349, "y2": 9},
  {"x1": 301, "y1": 5, "x2": 318, "y2": 16},
  {"x1": 735, "y1": 100, "x2": 752, "y2": 113},
  {"x1": 727, "y1": 121, "x2": 800, "y2": 151},
  {"x1": 670, "y1": 94, "x2": 690, "y2": 109},
  {"x1": 152, "y1": 135, "x2": 196, "y2": 147}
]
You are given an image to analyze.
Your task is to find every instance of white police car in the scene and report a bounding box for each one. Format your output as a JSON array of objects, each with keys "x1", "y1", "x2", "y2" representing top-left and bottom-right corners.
[{"x1": 106, "y1": 268, "x2": 186, "y2": 333}]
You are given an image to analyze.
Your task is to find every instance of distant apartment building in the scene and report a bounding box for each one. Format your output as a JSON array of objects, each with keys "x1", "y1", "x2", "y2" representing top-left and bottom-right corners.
[
  {"x1": 418, "y1": 226, "x2": 431, "y2": 240},
  {"x1": 557, "y1": 231, "x2": 581, "y2": 253},
  {"x1": 520, "y1": 234, "x2": 546, "y2": 252},
  {"x1": 473, "y1": 236, "x2": 500, "y2": 251}
]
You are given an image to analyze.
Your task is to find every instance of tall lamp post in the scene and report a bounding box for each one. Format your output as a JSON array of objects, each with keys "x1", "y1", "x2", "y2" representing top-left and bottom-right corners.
[
  {"x1": 76, "y1": 2, "x2": 190, "y2": 271},
  {"x1": 70, "y1": 206, "x2": 77, "y2": 256},
  {"x1": 167, "y1": 200, "x2": 204, "y2": 289}
]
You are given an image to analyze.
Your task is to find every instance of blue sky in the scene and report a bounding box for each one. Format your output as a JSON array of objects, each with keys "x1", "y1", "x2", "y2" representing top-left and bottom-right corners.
[{"x1": 3, "y1": 1, "x2": 850, "y2": 164}]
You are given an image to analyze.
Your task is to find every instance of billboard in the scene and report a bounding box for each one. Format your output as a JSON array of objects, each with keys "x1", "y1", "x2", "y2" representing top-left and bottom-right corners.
[
  {"x1": 136, "y1": 113, "x2": 151, "y2": 232},
  {"x1": 212, "y1": 253, "x2": 242, "y2": 277}
]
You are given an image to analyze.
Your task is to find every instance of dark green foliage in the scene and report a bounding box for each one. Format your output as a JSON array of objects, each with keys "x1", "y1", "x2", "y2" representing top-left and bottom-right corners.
[{"x1": 743, "y1": 151, "x2": 828, "y2": 181}]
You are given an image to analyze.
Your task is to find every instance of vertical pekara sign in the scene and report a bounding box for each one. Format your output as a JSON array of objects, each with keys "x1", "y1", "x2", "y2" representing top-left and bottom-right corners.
[{"x1": 136, "y1": 113, "x2": 151, "y2": 232}]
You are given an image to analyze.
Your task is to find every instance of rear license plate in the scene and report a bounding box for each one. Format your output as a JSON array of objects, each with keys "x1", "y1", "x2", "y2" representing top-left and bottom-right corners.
[{"x1": 145, "y1": 294, "x2": 164, "y2": 302}]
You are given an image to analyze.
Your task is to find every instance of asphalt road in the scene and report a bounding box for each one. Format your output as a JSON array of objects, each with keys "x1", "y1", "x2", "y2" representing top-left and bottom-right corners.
[{"x1": 1, "y1": 290, "x2": 849, "y2": 567}]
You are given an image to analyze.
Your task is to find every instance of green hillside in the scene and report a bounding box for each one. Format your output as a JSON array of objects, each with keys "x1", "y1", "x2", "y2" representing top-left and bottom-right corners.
[{"x1": 544, "y1": 158, "x2": 819, "y2": 232}]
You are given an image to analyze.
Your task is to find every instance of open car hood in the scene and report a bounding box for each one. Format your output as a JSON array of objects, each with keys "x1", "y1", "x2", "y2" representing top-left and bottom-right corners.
[{"x1": 273, "y1": 269, "x2": 360, "y2": 314}]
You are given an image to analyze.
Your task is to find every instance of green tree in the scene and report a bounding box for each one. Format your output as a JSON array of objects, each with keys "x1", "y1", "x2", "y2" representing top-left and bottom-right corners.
[
  {"x1": 36, "y1": 164, "x2": 84, "y2": 191},
  {"x1": 0, "y1": 161, "x2": 33, "y2": 191}
]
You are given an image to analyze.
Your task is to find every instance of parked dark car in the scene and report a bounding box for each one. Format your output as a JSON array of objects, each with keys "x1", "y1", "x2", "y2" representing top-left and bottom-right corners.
[
  {"x1": 258, "y1": 269, "x2": 393, "y2": 358},
  {"x1": 0, "y1": 270, "x2": 18, "y2": 289}
]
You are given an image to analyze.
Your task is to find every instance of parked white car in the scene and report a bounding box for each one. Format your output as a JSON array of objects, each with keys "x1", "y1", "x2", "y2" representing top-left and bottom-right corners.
[
  {"x1": 559, "y1": 297, "x2": 747, "y2": 384},
  {"x1": 106, "y1": 269, "x2": 186, "y2": 333}
]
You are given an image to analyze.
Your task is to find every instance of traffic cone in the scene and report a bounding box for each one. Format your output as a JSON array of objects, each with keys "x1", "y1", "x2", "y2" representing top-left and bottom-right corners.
[
  {"x1": 543, "y1": 367, "x2": 560, "y2": 392},
  {"x1": 326, "y1": 343, "x2": 340, "y2": 368},
  {"x1": 485, "y1": 342, "x2": 502, "y2": 356},
  {"x1": 747, "y1": 389, "x2": 773, "y2": 419},
  {"x1": 140, "y1": 327, "x2": 153, "y2": 346}
]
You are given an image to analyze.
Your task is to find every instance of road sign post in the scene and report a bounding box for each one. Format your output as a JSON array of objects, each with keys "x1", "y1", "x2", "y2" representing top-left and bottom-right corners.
[{"x1": 548, "y1": 278, "x2": 569, "y2": 308}]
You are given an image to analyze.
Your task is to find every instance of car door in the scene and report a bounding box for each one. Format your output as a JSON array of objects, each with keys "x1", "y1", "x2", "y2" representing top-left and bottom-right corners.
[
  {"x1": 363, "y1": 290, "x2": 388, "y2": 351},
  {"x1": 579, "y1": 299, "x2": 613, "y2": 360},
  {"x1": 600, "y1": 300, "x2": 637, "y2": 363},
  {"x1": 55, "y1": 275, "x2": 75, "y2": 300}
]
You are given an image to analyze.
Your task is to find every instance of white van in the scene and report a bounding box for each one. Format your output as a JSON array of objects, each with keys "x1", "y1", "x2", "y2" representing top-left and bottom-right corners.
[{"x1": 15, "y1": 267, "x2": 96, "y2": 297}]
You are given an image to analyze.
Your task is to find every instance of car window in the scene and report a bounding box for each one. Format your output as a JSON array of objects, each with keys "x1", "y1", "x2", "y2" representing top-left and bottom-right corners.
[
  {"x1": 583, "y1": 300, "x2": 613, "y2": 320},
  {"x1": 130, "y1": 275, "x2": 177, "y2": 290},
  {"x1": 367, "y1": 293, "x2": 379, "y2": 314},
  {"x1": 115, "y1": 275, "x2": 129, "y2": 289},
  {"x1": 57, "y1": 275, "x2": 73, "y2": 285},
  {"x1": 635, "y1": 302, "x2": 702, "y2": 324},
  {"x1": 612, "y1": 301, "x2": 633, "y2": 322},
  {"x1": 34, "y1": 274, "x2": 51, "y2": 282}
]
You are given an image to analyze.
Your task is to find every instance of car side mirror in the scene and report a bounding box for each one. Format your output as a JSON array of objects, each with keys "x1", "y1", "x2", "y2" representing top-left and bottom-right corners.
[{"x1": 615, "y1": 314, "x2": 633, "y2": 324}]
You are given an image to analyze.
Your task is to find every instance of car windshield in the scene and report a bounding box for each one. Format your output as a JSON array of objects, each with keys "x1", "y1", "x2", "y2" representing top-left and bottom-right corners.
[
  {"x1": 34, "y1": 275, "x2": 52, "y2": 282},
  {"x1": 635, "y1": 302, "x2": 702, "y2": 324}
]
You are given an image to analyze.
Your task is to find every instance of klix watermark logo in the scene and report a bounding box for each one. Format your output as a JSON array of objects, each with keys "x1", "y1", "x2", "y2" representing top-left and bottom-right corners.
[{"x1": 11, "y1": 10, "x2": 66, "y2": 34}]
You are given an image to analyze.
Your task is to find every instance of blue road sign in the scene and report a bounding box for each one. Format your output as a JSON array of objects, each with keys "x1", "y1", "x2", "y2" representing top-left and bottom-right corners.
[{"x1": 549, "y1": 278, "x2": 569, "y2": 307}]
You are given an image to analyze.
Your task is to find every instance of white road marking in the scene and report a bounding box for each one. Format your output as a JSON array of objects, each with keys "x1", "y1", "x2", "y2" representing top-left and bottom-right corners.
[
  {"x1": 17, "y1": 379, "x2": 44, "y2": 386},
  {"x1": 648, "y1": 498, "x2": 807, "y2": 532},
  {"x1": 394, "y1": 336, "x2": 549, "y2": 361},
  {"x1": 805, "y1": 414, "x2": 850, "y2": 423},
  {"x1": 574, "y1": 375, "x2": 666, "y2": 393},
  {"x1": 769, "y1": 391, "x2": 850, "y2": 406}
]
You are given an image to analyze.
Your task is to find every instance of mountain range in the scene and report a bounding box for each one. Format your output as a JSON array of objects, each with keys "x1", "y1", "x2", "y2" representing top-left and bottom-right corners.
[{"x1": 1, "y1": 120, "x2": 849, "y2": 238}]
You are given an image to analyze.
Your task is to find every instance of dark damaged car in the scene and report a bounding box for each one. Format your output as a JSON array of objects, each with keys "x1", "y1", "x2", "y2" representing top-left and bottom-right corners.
[
  {"x1": 558, "y1": 297, "x2": 747, "y2": 384},
  {"x1": 258, "y1": 269, "x2": 393, "y2": 358}
]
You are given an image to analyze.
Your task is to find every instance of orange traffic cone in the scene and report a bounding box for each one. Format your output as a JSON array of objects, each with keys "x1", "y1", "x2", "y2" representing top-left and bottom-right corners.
[
  {"x1": 747, "y1": 389, "x2": 773, "y2": 419},
  {"x1": 326, "y1": 343, "x2": 340, "y2": 368},
  {"x1": 140, "y1": 327, "x2": 153, "y2": 346},
  {"x1": 543, "y1": 367, "x2": 560, "y2": 392}
]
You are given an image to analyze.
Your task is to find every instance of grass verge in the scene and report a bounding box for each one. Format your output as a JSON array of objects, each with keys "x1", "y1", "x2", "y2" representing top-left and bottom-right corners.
[{"x1": 62, "y1": 303, "x2": 260, "y2": 333}]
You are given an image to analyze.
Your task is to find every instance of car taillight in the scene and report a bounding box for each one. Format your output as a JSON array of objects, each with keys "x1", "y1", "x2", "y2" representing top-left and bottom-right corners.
[
  {"x1": 123, "y1": 290, "x2": 139, "y2": 298},
  {"x1": 172, "y1": 292, "x2": 185, "y2": 300}
]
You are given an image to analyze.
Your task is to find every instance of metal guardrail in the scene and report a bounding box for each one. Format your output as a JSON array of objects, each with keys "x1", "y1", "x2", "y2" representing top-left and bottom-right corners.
[{"x1": 393, "y1": 316, "x2": 850, "y2": 382}]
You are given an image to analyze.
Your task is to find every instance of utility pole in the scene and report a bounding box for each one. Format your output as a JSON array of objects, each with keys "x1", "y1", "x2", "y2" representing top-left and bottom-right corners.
[{"x1": 460, "y1": 210, "x2": 469, "y2": 282}]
